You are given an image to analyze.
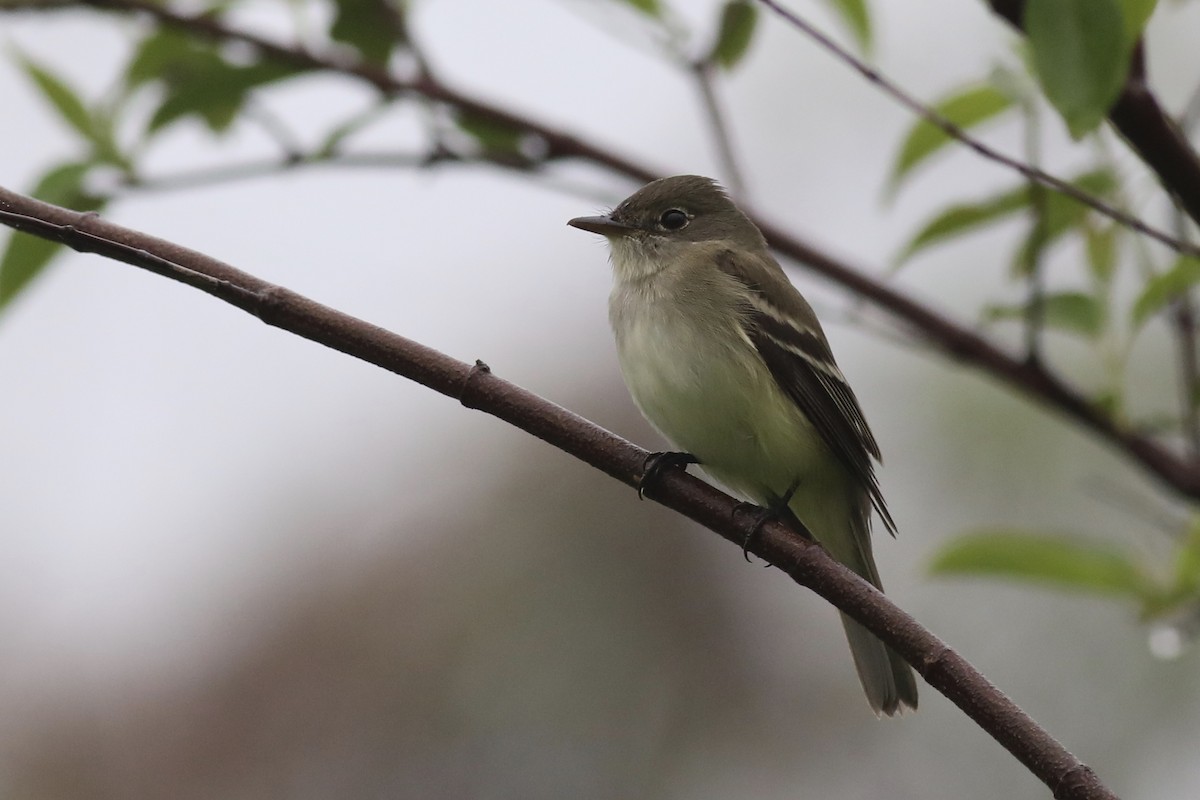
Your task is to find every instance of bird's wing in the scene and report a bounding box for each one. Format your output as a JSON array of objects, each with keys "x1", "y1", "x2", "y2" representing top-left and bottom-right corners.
[{"x1": 717, "y1": 248, "x2": 896, "y2": 534}]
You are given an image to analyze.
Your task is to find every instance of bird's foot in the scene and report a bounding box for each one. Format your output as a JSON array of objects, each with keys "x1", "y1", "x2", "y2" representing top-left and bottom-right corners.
[
  {"x1": 733, "y1": 482, "x2": 805, "y2": 564},
  {"x1": 732, "y1": 502, "x2": 780, "y2": 563},
  {"x1": 637, "y1": 451, "x2": 700, "y2": 499}
]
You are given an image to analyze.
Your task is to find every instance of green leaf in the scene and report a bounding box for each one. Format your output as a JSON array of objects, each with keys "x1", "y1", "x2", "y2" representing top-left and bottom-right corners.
[
  {"x1": 890, "y1": 84, "x2": 1013, "y2": 191},
  {"x1": 1173, "y1": 520, "x2": 1200, "y2": 595},
  {"x1": 983, "y1": 291, "x2": 1105, "y2": 338},
  {"x1": 456, "y1": 110, "x2": 525, "y2": 154},
  {"x1": 1012, "y1": 169, "x2": 1117, "y2": 275},
  {"x1": 152, "y1": 61, "x2": 299, "y2": 134},
  {"x1": 16, "y1": 53, "x2": 94, "y2": 142},
  {"x1": 1025, "y1": 0, "x2": 1131, "y2": 138},
  {"x1": 930, "y1": 530, "x2": 1150, "y2": 597},
  {"x1": 0, "y1": 162, "x2": 107, "y2": 311},
  {"x1": 1118, "y1": 0, "x2": 1158, "y2": 42},
  {"x1": 1085, "y1": 223, "x2": 1118, "y2": 285},
  {"x1": 330, "y1": 0, "x2": 401, "y2": 65},
  {"x1": 126, "y1": 29, "x2": 186, "y2": 88},
  {"x1": 897, "y1": 184, "x2": 1030, "y2": 266},
  {"x1": 128, "y1": 30, "x2": 303, "y2": 134},
  {"x1": 1129, "y1": 519, "x2": 1200, "y2": 617},
  {"x1": 711, "y1": 1, "x2": 758, "y2": 70},
  {"x1": 898, "y1": 169, "x2": 1116, "y2": 268},
  {"x1": 1131, "y1": 255, "x2": 1200, "y2": 328},
  {"x1": 1042, "y1": 171, "x2": 1118, "y2": 231},
  {"x1": 619, "y1": 0, "x2": 661, "y2": 17},
  {"x1": 820, "y1": 0, "x2": 871, "y2": 52},
  {"x1": 1094, "y1": 389, "x2": 1120, "y2": 418}
]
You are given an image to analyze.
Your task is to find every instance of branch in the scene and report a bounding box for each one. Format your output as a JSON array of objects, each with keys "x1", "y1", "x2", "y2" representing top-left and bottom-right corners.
[
  {"x1": 754, "y1": 214, "x2": 1200, "y2": 498},
  {"x1": 0, "y1": 184, "x2": 1120, "y2": 800},
  {"x1": 68, "y1": 0, "x2": 661, "y2": 183},
  {"x1": 119, "y1": 148, "x2": 528, "y2": 193},
  {"x1": 986, "y1": 0, "x2": 1200, "y2": 231},
  {"x1": 691, "y1": 59, "x2": 748, "y2": 196},
  {"x1": 1171, "y1": 293, "x2": 1200, "y2": 459},
  {"x1": 1022, "y1": 101, "x2": 1049, "y2": 366},
  {"x1": 755, "y1": 0, "x2": 1200, "y2": 259},
  {"x1": 8, "y1": 0, "x2": 1200, "y2": 502},
  {"x1": 1173, "y1": 148, "x2": 1200, "y2": 463}
]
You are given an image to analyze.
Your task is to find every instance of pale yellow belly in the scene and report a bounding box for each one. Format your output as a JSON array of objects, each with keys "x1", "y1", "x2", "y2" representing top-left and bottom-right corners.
[{"x1": 615, "y1": 310, "x2": 828, "y2": 507}]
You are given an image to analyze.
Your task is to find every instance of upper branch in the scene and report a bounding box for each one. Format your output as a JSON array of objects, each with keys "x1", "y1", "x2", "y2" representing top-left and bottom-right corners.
[
  {"x1": 8, "y1": 0, "x2": 1200, "y2": 501},
  {"x1": 756, "y1": 0, "x2": 1200, "y2": 259},
  {"x1": 987, "y1": 0, "x2": 1200, "y2": 230},
  {"x1": 0, "y1": 184, "x2": 1120, "y2": 800}
]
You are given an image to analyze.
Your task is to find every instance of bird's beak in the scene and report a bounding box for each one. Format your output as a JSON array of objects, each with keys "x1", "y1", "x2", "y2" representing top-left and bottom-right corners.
[{"x1": 567, "y1": 215, "x2": 636, "y2": 237}]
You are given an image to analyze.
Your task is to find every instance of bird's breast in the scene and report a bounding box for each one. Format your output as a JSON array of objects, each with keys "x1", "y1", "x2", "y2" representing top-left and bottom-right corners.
[{"x1": 609, "y1": 281, "x2": 824, "y2": 501}]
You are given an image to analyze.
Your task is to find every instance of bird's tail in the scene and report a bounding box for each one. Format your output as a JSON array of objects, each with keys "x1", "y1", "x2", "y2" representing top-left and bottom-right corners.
[
  {"x1": 791, "y1": 489, "x2": 918, "y2": 716},
  {"x1": 838, "y1": 612, "x2": 918, "y2": 717}
]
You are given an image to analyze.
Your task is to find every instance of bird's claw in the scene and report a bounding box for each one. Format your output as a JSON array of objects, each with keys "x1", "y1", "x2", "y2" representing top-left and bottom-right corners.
[
  {"x1": 732, "y1": 496, "x2": 809, "y2": 565},
  {"x1": 732, "y1": 502, "x2": 776, "y2": 563},
  {"x1": 637, "y1": 451, "x2": 699, "y2": 499}
]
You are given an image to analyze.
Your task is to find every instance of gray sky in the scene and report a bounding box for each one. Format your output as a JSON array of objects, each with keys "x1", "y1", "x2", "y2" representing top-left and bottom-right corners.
[{"x1": 2, "y1": 1, "x2": 1199, "y2": 797}]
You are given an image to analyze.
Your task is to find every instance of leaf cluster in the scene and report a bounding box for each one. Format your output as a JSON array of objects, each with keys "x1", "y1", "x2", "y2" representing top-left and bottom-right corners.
[
  {"x1": 931, "y1": 524, "x2": 1200, "y2": 639},
  {"x1": 5, "y1": 0, "x2": 1200, "y2": 653},
  {"x1": 1, "y1": 0, "x2": 410, "y2": 310},
  {"x1": 887, "y1": 0, "x2": 1200, "y2": 637}
]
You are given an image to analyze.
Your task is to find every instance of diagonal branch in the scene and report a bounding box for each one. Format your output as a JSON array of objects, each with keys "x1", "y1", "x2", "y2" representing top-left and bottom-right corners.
[
  {"x1": 71, "y1": 0, "x2": 660, "y2": 183},
  {"x1": 985, "y1": 0, "x2": 1200, "y2": 230},
  {"x1": 756, "y1": 0, "x2": 1200, "y2": 258},
  {"x1": 755, "y1": 215, "x2": 1200, "y2": 498},
  {"x1": 6, "y1": 0, "x2": 1200, "y2": 501},
  {"x1": 0, "y1": 184, "x2": 1119, "y2": 800},
  {"x1": 691, "y1": 58, "x2": 748, "y2": 196},
  {"x1": 119, "y1": 148, "x2": 536, "y2": 193}
]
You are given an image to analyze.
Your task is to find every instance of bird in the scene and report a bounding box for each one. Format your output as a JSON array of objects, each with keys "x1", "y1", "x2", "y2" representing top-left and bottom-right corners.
[{"x1": 567, "y1": 175, "x2": 918, "y2": 715}]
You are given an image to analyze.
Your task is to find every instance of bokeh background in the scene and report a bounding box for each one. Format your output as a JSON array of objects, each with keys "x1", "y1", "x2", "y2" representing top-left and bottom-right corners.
[{"x1": 2, "y1": 0, "x2": 1199, "y2": 797}]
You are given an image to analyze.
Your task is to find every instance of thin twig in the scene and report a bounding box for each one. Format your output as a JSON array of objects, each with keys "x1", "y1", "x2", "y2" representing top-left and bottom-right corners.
[
  {"x1": 244, "y1": 99, "x2": 305, "y2": 160},
  {"x1": 1168, "y1": 87, "x2": 1200, "y2": 460},
  {"x1": 7, "y1": 0, "x2": 1200, "y2": 499},
  {"x1": 986, "y1": 0, "x2": 1200, "y2": 231},
  {"x1": 1170, "y1": 292, "x2": 1200, "y2": 459},
  {"x1": 117, "y1": 148, "x2": 624, "y2": 206},
  {"x1": 1158, "y1": 82, "x2": 1200, "y2": 460},
  {"x1": 1022, "y1": 100, "x2": 1047, "y2": 366},
  {"x1": 754, "y1": 0, "x2": 1200, "y2": 258},
  {"x1": 692, "y1": 59, "x2": 747, "y2": 196},
  {"x1": 0, "y1": 185, "x2": 1121, "y2": 800},
  {"x1": 122, "y1": 150, "x2": 458, "y2": 193}
]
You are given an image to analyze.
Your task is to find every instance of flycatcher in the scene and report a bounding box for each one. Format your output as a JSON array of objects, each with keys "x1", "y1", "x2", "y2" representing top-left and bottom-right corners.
[{"x1": 568, "y1": 175, "x2": 917, "y2": 715}]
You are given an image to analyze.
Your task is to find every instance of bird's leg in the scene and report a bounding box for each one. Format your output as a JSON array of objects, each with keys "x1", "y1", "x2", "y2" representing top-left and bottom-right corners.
[
  {"x1": 735, "y1": 480, "x2": 806, "y2": 563},
  {"x1": 637, "y1": 451, "x2": 700, "y2": 499}
]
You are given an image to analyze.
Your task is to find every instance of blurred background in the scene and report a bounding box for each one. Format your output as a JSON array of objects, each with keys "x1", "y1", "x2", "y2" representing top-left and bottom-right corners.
[{"x1": 2, "y1": 0, "x2": 1199, "y2": 797}]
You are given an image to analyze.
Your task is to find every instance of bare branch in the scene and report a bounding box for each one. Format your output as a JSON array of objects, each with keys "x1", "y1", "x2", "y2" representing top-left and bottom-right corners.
[
  {"x1": 755, "y1": 0, "x2": 1200, "y2": 259},
  {"x1": 1171, "y1": 293, "x2": 1200, "y2": 460},
  {"x1": 243, "y1": 99, "x2": 306, "y2": 160},
  {"x1": 756, "y1": 213, "x2": 1200, "y2": 499},
  {"x1": 1022, "y1": 102, "x2": 1048, "y2": 366},
  {"x1": 7, "y1": 0, "x2": 1200, "y2": 500},
  {"x1": 0, "y1": 184, "x2": 1120, "y2": 800},
  {"x1": 691, "y1": 59, "x2": 747, "y2": 196},
  {"x1": 1169, "y1": 98, "x2": 1200, "y2": 460},
  {"x1": 985, "y1": 0, "x2": 1200, "y2": 231},
  {"x1": 119, "y1": 149, "x2": 515, "y2": 193}
]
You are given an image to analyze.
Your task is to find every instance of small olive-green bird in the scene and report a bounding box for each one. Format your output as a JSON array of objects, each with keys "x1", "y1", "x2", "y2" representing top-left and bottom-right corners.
[{"x1": 568, "y1": 175, "x2": 917, "y2": 715}]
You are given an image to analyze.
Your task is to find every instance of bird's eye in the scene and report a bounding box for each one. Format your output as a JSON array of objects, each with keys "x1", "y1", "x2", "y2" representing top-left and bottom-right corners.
[{"x1": 659, "y1": 209, "x2": 689, "y2": 230}]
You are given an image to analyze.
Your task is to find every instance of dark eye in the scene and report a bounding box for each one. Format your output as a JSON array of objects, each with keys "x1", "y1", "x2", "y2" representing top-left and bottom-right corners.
[{"x1": 659, "y1": 209, "x2": 689, "y2": 230}]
